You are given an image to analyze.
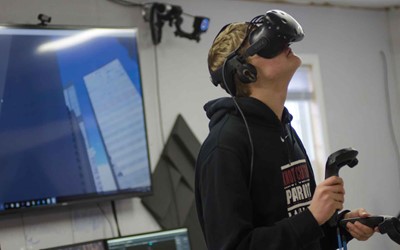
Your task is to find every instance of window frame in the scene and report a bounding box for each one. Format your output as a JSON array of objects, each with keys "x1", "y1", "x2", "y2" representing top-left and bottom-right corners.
[{"x1": 288, "y1": 54, "x2": 330, "y2": 183}]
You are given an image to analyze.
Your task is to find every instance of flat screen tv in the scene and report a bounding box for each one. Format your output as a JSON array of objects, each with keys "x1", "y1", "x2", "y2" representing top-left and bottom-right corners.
[{"x1": 0, "y1": 24, "x2": 152, "y2": 214}]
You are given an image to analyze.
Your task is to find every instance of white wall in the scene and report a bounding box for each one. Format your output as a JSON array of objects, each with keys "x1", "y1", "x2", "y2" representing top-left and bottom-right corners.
[
  {"x1": 0, "y1": 0, "x2": 399, "y2": 250},
  {"x1": 388, "y1": 8, "x2": 400, "y2": 177}
]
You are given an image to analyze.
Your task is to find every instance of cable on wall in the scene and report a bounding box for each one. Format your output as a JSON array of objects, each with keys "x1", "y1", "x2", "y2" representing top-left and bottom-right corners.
[
  {"x1": 21, "y1": 213, "x2": 29, "y2": 250},
  {"x1": 107, "y1": 0, "x2": 142, "y2": 7},
  {"x1": 106, "y1": 0, "x2": 209, "y2": 229},
  {"x1": 110, "y1": 201, "x2": 122, "y2": 237},
  {"x1": 153, "y1": 46, "x2": 166, "y2": 145},
  {"x1": 106, "y1": 0, "x2": 208, "y2": 144},
  {"x1": 106, "y1": 0, "x2": 166, "y2": 151},
  {"x1": 97, "y1": 203, "x2": 117, "y2": 237},
  {"x1": 380, "y1": 50, "x2": 400, "y2": 176}
]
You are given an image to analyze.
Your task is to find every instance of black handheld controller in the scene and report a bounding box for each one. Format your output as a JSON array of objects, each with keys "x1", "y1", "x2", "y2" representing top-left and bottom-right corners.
[
  {"x1": 325, "y1": 148, "x2": 359, "y2": 178},
  {"x1": 379, "y1": 216, "x2": 400, "y2": 245},
  {"x1": 324, "y1": 148, "x2": 359, "y2": 227},
  {"x1": 340, "y1": 216, "x2": 400, "y2": 245},
  {"x1": 325, "y1": 148, "x2": 400, "y2": 246},
  {"x1": 339, "y1": 216, "x2": 384, "y2": 228}
]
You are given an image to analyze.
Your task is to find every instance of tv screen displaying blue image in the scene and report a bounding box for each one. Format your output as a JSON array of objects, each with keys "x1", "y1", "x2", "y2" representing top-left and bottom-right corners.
[{"x1": 0, "y1": 25, "x2": 152, "y2": 213}]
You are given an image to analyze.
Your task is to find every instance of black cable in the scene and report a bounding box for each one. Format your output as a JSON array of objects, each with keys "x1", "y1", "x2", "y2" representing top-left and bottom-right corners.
[
  {"x1": 97, "y1": 203, "x2": 116, "y2": 237},
  {"x1": 21, "y1": 213, "x2": 29, "y2": 249},
  {"x1": 107, "y1": 0, "x2": 165, "y2": 234},
  {"x1": 380, "y1": 51, "x2": 400, "y2": 174},
  {"x1": 221, "y1": 58, "x2": 255, "y2": 190},
  {"x1": 182, "y1": 12, "x2": 195, "y2": 18},
  {"x1": 111, "y1": 200, "x2": 122, "y2": 237},
  {"x1": 109, "y1": 0, "x2": 179, "y2": 226},
  {"x1": 123, "y1": 0, "x2": 168, "y2": 141},
  {"x1": 147, "y1": 25, "x2": 182, "y2": 227},
  {"x1": 217, "y1": 19, "x2": 261, "y2": 190},
  {"x1": 154, "y1": 43, "x2": 181, "y2": 226},
  {"x1": 107, "y1": 0, "x2": 142, "y2": 7},
  {"x1": 154, "y1": 46, "x2": 166, "y2": 144}
]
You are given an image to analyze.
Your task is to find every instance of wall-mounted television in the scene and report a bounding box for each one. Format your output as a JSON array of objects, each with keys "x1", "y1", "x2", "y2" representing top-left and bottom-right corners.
[{"x1": 0, "y1": 24, "x2": 152, "y2": 214}]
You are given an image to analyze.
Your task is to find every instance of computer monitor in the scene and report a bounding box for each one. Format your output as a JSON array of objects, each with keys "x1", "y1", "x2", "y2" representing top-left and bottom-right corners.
[
  {"x1": 106, "y1": 228, "x2": 191, "y2": 250},
  {"x1": 0, "y1": 24, "x2": 152, "y2": 215},
  {"x1": 41, "y1": 239, "x2": 107, "y2": 250}
]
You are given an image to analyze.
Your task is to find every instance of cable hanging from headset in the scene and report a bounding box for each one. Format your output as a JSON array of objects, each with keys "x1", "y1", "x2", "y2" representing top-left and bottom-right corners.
[
  {"x1": 210, "y1": 10, "x2": 305, "y2": 190},
  {"x1": 217, "y1": 18, "x2": 264, "y2": 190},
  {"x1": 221, "y1": 57, "x2": 255, "y2": 190}
]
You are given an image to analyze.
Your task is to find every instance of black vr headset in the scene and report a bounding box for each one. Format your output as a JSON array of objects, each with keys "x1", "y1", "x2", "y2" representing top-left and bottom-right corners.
[{"x1": 209, "y1": 10, "x2": 304, "y2": 96}]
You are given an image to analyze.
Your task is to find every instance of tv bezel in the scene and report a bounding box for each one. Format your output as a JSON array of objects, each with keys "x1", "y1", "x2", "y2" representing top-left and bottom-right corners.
[{"x1": 0, "y1": 23, "x2": 153, "y2": 215}]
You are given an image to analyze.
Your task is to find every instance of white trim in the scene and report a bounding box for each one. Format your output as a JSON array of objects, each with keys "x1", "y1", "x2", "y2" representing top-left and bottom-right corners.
[
  {"x1": 298, "y1": 54, "x2": 330, "y2": 156},
  {"x1": 289, "y1": 54, "x2": 330, "y2": 183}
]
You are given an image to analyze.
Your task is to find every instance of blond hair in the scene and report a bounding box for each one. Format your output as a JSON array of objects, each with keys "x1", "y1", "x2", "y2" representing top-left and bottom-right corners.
[{"x1": 208, "y1": 22, "x2": 252, "y2": 97}]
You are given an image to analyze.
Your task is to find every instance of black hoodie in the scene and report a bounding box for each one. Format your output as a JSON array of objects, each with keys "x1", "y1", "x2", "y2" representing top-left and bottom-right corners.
[{"x1": 195, "y1": 97, "x2": 343, "y2": 250}]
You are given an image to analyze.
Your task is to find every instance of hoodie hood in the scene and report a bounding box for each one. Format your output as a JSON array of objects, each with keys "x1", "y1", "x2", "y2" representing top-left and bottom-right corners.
[{"x1": 204, "y1": 97, "x2": 293, "y2": 130}]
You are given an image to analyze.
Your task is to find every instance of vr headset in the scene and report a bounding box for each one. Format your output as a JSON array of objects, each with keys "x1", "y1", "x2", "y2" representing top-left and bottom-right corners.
[{"x1": 209, "y1": 10, "x2": 304, "y2": 96}]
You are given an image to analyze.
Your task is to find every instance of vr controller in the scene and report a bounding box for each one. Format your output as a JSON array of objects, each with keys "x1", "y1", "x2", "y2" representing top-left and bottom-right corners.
[
  {"x1": 324, "y1": 148, "x2": 359, "y2": 227},
  {"x1": 325, "y1": 148, "x2": 400, "y2": 245},
  {"x1": 340, "y1": 216, "x2": 400, "y2": 245},
  {"x1": 325, "y1": 148, "x2": 359, "y2": 179}
]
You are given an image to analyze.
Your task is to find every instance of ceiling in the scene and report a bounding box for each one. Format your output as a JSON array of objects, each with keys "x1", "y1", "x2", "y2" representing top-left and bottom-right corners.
[{"x1": 245, "y1": 0, "x2": 400, "y2": 9}]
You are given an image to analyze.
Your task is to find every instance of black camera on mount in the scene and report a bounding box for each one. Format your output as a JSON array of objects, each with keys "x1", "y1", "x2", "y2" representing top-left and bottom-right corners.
[
  {"x1": 142, "y1": 2, "x2": 209, "y2": 45},
  {"x1": 38, "y1": 14, "x2": 52, "y2": 26}
]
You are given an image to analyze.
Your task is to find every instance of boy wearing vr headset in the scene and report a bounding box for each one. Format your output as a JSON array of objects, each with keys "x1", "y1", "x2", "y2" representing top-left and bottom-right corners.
[{"x1": 195, "y1": 10, "x2": 375, "y2": 249}]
